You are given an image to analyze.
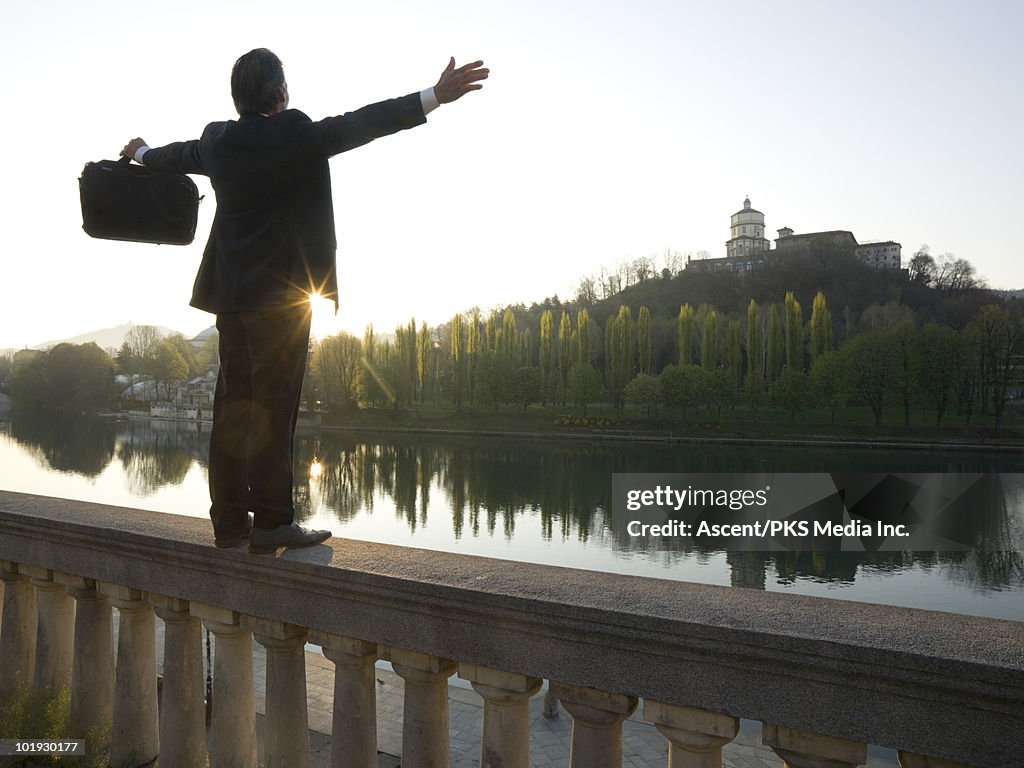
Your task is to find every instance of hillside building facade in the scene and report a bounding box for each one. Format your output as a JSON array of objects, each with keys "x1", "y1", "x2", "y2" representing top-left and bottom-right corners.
[{"x1": 686, "y1": 198, "x2": 901, "y2": 273}]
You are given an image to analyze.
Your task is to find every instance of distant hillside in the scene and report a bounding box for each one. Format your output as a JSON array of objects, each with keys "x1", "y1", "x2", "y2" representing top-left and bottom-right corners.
[{"x1": 29, "y1": 323, "x2": 210, "y2": 353}]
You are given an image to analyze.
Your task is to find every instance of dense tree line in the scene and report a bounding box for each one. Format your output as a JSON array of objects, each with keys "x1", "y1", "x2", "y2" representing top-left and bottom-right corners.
[{"x1": 302, "y1": 272, "x2": 1023, "y2": 430}]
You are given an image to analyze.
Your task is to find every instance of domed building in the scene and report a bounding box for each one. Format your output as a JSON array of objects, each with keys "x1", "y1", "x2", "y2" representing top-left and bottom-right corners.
[{"x1": 726, "y1": 197, "x2": 770, "y2": 261}]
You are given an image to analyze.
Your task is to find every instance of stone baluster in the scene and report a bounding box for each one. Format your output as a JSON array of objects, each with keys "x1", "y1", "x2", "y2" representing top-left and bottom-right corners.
[
  {"x1": 57, "y1": 575, "x2": 114, "y2": 746},
  {"x1": 23, "y1": 566, "x2": 74, "y2": 695},
  {"x1": 310, "y1": 631, "x2": 378, "y2": 768},
  {"x1": 151, "y1": 595, "x2": 208, "y2": 768},
  {"x1": 100, "y1": 583, "x2": 159, "y2": 768},
  {"x1": 459, "y1": 663, "x2": 541, "y2": 768},
  {"x1": 643, "y1": 700, "x2": 739, "y2": 768},
  {"x1": 245, "y1": 617, "x2": 311, "y2": 768},
  {"x1": 389, "y1": 648, "x2": 457, "y2": 768},
  {"x1": 549, "y1": 682, "x2": 638, "y2": 768},
  {"x1": 191, "y1": 602, "x2": 257, "y2": 768},
  {"x1": 0, "y1": 562, "x2": 36, "y2": 695},
  {"x1": 763, "y1": 723, "x2": 867, "y2": 768},
  {"x1": 897, "y1": 752, "x2": 969, "y2": 768}
]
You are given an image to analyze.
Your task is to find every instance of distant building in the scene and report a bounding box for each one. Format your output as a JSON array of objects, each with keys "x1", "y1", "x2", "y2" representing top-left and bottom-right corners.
[
  {"x1": 774, "y1": 229, "x2": 858, "y2": 255},
  {"x1": 685, "y1": 198, "x2": 902, "y2": 272},
  {"x1": 726, "y1": 197, "x2": 771, "y2": 261},
  {"x1": 855, "y1": 241, "x2": 902, "y2": 270}
]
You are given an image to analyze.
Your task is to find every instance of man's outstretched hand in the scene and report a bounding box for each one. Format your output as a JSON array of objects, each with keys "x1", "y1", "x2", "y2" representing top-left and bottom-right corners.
[{"x1": 434, "y1": 58, "x2": 488, "y2": 104}]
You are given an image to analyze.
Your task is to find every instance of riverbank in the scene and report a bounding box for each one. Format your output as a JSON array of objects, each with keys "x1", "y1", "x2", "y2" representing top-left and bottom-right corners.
[{"x1": 302, "y1": 403, "x2": 1024, "y2": 452}]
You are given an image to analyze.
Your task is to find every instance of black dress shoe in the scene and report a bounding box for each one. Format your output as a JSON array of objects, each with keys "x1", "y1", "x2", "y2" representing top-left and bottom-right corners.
[
  {"x1": 214, "y1": 516, "x2": 253, "y2": 549},
  {"x1": 248, "y1": 523, "x2": 332, "y2": 554}
]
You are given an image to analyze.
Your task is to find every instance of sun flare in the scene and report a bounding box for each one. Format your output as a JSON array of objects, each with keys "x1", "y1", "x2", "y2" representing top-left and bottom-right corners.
[{"x1": 308, "y1": 292, "x2": 338, "y2": 339}]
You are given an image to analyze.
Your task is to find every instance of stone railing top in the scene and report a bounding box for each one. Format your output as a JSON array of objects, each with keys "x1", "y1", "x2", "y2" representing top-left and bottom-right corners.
[{"x1": 1, "y1": 490, "x2": 1022, "y2": 765}]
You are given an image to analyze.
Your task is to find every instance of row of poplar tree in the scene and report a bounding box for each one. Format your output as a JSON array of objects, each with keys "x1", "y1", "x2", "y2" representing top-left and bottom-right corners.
[{"x1": 305, "y1": 291, "x2": 1021, "y2": 428}]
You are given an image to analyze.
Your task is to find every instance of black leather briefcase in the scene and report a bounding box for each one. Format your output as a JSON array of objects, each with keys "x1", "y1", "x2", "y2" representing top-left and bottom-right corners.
[{"x1": 79, "y1": 157, "x2": 201, "y2": 245}]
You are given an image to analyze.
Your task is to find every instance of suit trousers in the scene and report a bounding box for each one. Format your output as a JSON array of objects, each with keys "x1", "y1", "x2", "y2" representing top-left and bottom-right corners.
[{"x1": 208, "y1": 303, "x2": 311, "y2": 537}]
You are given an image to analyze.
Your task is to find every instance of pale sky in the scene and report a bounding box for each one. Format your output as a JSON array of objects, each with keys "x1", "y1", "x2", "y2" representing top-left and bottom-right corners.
[{"x1": 2, "y1": 0, "x2": 1021, "y2": 350}]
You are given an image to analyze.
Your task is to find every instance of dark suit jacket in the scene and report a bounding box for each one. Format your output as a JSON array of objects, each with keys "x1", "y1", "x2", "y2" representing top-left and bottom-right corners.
[{"x1": 142, "y1": 93, "x2": 426, "y2": 314}]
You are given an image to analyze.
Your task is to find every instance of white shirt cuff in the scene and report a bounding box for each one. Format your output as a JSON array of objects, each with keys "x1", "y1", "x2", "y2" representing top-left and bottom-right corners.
[
  {"x1": 134, "y1": 146, "x2": 151, "y2": 164},
  {"x1": 420, "y1": 87, "x2": 439, "y2": 116}
]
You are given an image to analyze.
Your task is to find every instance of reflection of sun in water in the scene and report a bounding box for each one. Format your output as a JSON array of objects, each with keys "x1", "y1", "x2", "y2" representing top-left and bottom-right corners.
[
  {"x1": 309, "y1": 459, "x2": 323, "y2": 480},
  {"x1": 308, "y1": 292, "x2": 338, "y2": 340}
]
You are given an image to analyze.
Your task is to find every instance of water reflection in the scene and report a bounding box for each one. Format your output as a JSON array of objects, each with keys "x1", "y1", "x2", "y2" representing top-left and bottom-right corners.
[{"x1": 3, "y1": 413, "x2": 1023, "y2": 604}]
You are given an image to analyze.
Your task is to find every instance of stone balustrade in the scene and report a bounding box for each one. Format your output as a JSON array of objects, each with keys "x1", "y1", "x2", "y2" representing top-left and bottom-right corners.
[{"x1": 0, "y1": 490, "x2": 1022, "y2": 767}]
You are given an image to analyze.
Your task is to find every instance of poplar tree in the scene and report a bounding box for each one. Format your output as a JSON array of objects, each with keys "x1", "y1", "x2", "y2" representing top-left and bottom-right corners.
[
  {"x1": 766, "y1": 305, "x2": 784, "y2": 383},
  {"x1": 558, "y1": 310, "x2": 573, "y2": 404},
  {"x1": 678, "y1": 304, "x2": 694, "y2": 365},
  {"x1": 502, "y1": 308, "x2": 518, "y2": 361},
  {"x1": 467, "y1": 309, "x2": 482, "y2": 404},
  {"x1": 701, "y1": 310, "x2": 718, "y2": 371},
  {"x1": 450, "y1": 313, "x2": 464, "y2": 407},
  {"x1": 784, "y1": 291, "x2": 803, "y2": 371},
  {"x1": 638, "y1": 306, "x2": 653, "y2": 375},
  {"x1": 810, "y1": 291, "x2": 833, "y2": 364},
  {"x1": 539, "y1": 309, "x2": 554, "y2": 403},
  {"x1": 417, "y1": 320, "x2": 431, "y2": 403},
  {"x1": 605, "y1": 305, "x2": 634, "y2": 413},
  {"x1": 576, "y1": 308, "x2": 591, "y2": 366},
  {"x1": 746, "y1": 299, "x2": 763, "y2": 394},
  {"x1": 725, "y1": 319, "x2": 742, "y2": 387}
]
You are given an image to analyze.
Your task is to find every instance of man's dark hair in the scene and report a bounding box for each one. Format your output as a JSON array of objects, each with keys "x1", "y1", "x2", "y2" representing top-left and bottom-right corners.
[{"x1": 231, "y1": 48, "x2": 286, "y2": 117}]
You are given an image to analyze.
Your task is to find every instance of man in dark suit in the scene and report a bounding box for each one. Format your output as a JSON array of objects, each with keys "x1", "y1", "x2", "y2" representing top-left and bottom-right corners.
[{"x1": 121, "y1": 48, "x2": 487, "y2": 553}]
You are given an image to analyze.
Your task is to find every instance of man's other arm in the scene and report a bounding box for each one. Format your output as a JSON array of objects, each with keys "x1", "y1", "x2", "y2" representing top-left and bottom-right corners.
[
  {"x1": 309, "y1": 58, "x2": 488, "y2": 157},
  {"x1": 120, "y1": 137, "x2": 205, "y2": 174}
]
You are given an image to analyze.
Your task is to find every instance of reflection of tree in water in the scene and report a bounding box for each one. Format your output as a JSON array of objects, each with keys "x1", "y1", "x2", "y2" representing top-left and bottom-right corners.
[
  {"x1": 298, "y1": 434, "x2": 621, "y2": 540},
  {"x1": 935, "y1": 551, "x2": 1024, "y2": 592},
  {"x1": 294, "y1": 431, "x2": 1024, "y2": 593},
  {"x1": 115, "y1": 420, "x2": 204, "y2": 496},
  {"x1": 9, "y1": 410, "x2": 116, "y2": 477}
]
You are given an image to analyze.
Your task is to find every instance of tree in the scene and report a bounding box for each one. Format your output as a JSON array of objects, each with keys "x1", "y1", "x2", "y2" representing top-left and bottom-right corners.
[
  {"x1": 809, "y1": 292, "x2": 832, "y2": 363},
  {"x1": 317, "y1": 332, "x2": 363, "y2": 413},
  {"x1": 889, "y1": 321, "x2": 917, "y2": 428},
  {"x1": 766, "y1": 305, "x2": 784, "y2": 383},
  {"x1": 557, "y1": 310, "x2": 573, "y2": 405},
  {"x1": 907, "y1": 245, "x2": 936, "y2": 285},
  {"x1": 152, "y1": 339, "x2": 188, "y2": 399},
  {"x1": 539, "y1": 310, "x2": 555, "y2": 405},
  {"x1": 510, "y1": 367, "x2": 541, "y2": 411},
  {"x1": 567, "y1": 362, "x2": 602, "y2": 415},
  {"x1": 810, "y1": 351, "x2": 847, "y2": 423},
  {"x1": 624, "y1": 373, "x2": 662, "y2": 418},
  {"x1": 576, "y1": 308, "x2": 592, "y2": 366},
  {"x1": 450, "y1": 313, "x2": 465, "y2": 408},
  {"x1": 912, "y1": 324, "x2": 960, "y2": 426},
  {"x1": 784, "y1": 291, "x2": 803, "y2": 371},
  {"x1": 933, "y1": 253, "x2": 982, "y2": 294},
  {"x1": 467, "y1": 309, "x2": 482, "y2": 403},
  {"x1": 724, "y1": 319, "x2": 742, "y2": 389},
  {"x1": 677, "y1": 304, "x2": 694, "y2": 365},
  {"x1": 700, "y1": 310, "x2": 718, "y2": 372},
  {"x1": 745, "y1": 299, "x2": 763, "y2": 395},
  {"x1": 637, "y1": 306, "x2": 653, "y2": 375},
  {"x1": 475, "y1": 351, "x2": 513, "y2": 411},
  {"x1": 771, "y1": 368, "x2": 811, "y2": 423},
  {"x1": 604, "y1": 305, "x2": 634, "y2": 413},
  {"x1": 840, "y1": 330, "x2": 896, "y2": 425},
  {"x1": 658, "y1": 364, "x2": 703, "y2": 423},
  {"x1": 11, "y1": 344, "x2": 114, "y2": 413},
  {"x1": 970, "y1": 304, "x2": 1021, "y2": 428}
]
